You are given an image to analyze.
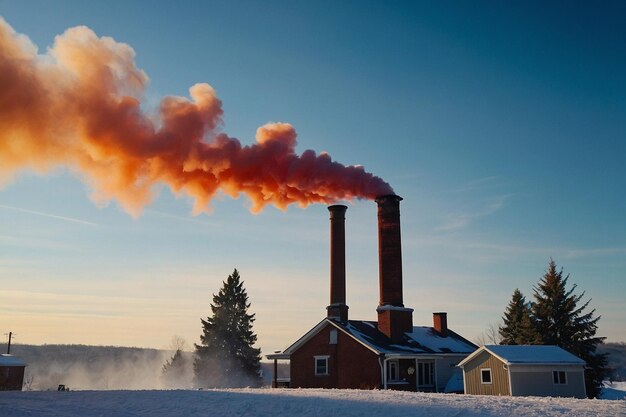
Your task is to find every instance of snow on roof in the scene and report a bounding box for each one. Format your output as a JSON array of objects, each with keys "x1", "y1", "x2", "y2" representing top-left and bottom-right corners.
[
  {"x1": 458, "y1": 345, "x2": 587, "y2": 368},
  {"x1": 484, "y1": 345, "x2": 585, "y2": 365},
  {"x1": 343, "y1": 321, "x2": 425, "y2": 354},
  {"x1": 0, "y1": 354, "x2": 26, "y2": 366},
  {"x1": 277, "y1": 318, "x2": 478, "y2": 358},
  {"x1": 341, "y1": 320, "x2": 476, "y2": 355},
  {"x1": 407, "y1": 327, "x2": 476, "y2": 354}
]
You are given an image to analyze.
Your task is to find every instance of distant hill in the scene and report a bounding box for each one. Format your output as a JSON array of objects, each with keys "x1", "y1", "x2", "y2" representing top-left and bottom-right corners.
[
  {"x1": 4, "y1": 344, "x2": 276, "y2": 390},
  {"x1": 599, "y1": 342, "x2": 626, "y2": 381}
]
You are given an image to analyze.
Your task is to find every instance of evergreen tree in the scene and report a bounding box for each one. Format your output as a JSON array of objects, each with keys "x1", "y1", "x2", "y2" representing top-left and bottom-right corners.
[
  {"x1": 161, "y1": 336, "x2": 191, "y2": 388},
  {"x1": 499, "y1": 288, "x2": 541, "y2": 345},
  {"x1": 531, "y1": 259, "x2": 609, "y2": 398},
  {"x1": 161, "y1": 348, "x2": 189, "y2": 387},
  {"x1": 194, "y1": 269, "x2": 262, "y2": 388}
]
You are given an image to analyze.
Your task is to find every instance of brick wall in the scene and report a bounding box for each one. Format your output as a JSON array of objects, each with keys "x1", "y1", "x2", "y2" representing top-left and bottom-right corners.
[{"x1": 290, "y1": 322, "x2": 381, "y2": 389}]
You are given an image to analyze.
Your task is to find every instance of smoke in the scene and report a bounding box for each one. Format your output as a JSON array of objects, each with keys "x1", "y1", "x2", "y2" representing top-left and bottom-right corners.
[{"x1": 0, "y1": 18, "x2": 393, "y2": 216}]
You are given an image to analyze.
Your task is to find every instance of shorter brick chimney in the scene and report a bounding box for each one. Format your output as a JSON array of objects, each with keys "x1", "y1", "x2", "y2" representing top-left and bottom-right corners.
[{"x1": 433, "y1": 312, "x2": 448, "y2": 336}]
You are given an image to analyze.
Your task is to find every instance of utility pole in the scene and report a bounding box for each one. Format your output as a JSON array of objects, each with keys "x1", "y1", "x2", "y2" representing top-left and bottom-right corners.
[{"x1": 4, "y1": 332, "x2": 14, "y2": 354}]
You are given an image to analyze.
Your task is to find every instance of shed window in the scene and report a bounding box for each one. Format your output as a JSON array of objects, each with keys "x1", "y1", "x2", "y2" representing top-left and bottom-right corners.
[
  {"x1": 553, "y1": 370, "x2": 567, "y2": 385},
  {"x1": 480, "y1": 368, "x2": 492, "y2": 384},
  {"x1": 314, "y1": 356, "x2": 329, "y2": 376}
]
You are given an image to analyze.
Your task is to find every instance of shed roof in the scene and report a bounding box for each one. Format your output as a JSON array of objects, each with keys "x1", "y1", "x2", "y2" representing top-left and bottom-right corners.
[
  {"x1": 458, "y1": 345, "x2": 585, "y2": 368},
  {"x1": 0, "y1": 354, "x2": 26, "y2": 367}
]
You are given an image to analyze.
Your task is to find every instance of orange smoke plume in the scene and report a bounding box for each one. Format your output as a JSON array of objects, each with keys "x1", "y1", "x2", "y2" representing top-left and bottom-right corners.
[{"x1": 0, "y1": 18, "x2": 393, "y2": 216}]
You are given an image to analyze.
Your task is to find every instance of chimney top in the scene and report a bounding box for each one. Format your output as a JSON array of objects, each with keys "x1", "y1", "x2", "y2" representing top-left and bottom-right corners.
[
  {"x1": 328, "y1": 204, "x2": 348, "y2": 215},
  {"x1": 375, "y1": 194, "x2": 403, "y2": 203}
]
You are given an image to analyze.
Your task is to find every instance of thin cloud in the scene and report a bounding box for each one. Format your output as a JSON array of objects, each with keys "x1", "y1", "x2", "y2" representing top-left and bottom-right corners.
[
  {"x1": 449, "y1": 176, "x2": 502, "y2": 193},
  {"x1": 145, "y1": 209, "x2": 219, "y2": 227},
  {"x1": 406, "y1": 234, "x2": 626, "y2": 260},
  {"x1": 434, "y1": 194, "x2": 513, "y2": 232},
  {"x1": 0, "y1": 204, "x2": 98, "y2": 226}
]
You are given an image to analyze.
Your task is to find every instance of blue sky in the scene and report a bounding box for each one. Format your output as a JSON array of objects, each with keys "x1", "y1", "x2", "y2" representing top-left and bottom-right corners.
[{"x1": 0, "y1": 1, "x2": 624, "y2": 353}]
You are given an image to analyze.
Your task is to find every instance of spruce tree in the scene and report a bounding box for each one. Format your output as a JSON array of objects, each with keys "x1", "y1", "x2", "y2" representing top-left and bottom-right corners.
[
  {"x1": 162, "y1": 336, "x2": 192, "y2": 388},
  {"x1": 194, "y1": 269, "x2": 262, "y2": 388},
  {"x1": 161, "y1": 348, "x2": 189, "y2": 388},
  {"x1": 531, "y1": 259, "x2": 609, "y2": 398},
  {"x1": 499, "y1": 288, "x2": 541, "y2": 345}
]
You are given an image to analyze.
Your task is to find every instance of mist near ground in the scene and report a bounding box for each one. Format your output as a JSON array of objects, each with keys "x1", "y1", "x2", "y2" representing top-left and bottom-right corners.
[
  {"x1": 4, "y1": 343, "x2": 623, "y2": 391},
  {"x1": 10, "y1": 344, "x2": 175, "y2": 390},
  {"x1": 7, "y1": 344, "x2": 279, "y2": 390}
]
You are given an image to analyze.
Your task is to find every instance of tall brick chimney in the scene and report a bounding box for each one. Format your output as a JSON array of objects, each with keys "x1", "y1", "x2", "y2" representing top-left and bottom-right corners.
[
  {"x1": 327, "y1": 205, "x2": 348, "y2": 322},
  {"x1": 375, "y1": 195, "x2": 413, "y2": 342}
]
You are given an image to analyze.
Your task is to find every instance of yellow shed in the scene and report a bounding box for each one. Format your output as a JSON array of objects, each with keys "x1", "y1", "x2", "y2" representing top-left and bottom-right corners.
[{"x1": 458, "y1": 345, "x2": 586, "y2": 398}]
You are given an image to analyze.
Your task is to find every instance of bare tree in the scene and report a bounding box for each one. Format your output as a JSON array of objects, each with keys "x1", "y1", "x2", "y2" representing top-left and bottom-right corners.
[
  {"x1": 476, "y1": 322, "x2": 502, "y2": 346},
  {"x1": 170, "y1": 335, "x2": 186, "y2": 352}
]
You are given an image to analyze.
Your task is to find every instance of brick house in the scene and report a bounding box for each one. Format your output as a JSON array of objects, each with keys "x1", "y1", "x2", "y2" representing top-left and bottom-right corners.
[{"x1": 267, "y1": 195, "x2": 477, "y2": 391}]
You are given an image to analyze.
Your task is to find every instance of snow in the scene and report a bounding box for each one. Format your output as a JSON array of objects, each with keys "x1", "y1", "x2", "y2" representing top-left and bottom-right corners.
[
  {"x1": 0, "y1": 354, "x2": 26, "y2": 366},
  {"x1": 343, "y1": 322, "x2": 425, "y2": 354},
  {"x1": 1, "y1": 388, "x2": 625, "y2": 417},
  {"x1": 407, "y1": 327, "x2": 475, "y2": 353},
  {"x1": 601, "y1": 381, "x2": 626, "y2": 400},
  {"x1": 482, "y1": 345, "x2": 586, "y2": 365},
  {"x1": 343, "y1": 321, "x2": 475, "y2": 356}
]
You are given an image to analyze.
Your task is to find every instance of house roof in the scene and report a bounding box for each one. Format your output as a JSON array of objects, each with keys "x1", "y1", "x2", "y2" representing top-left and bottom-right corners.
[
  {"x1": 273, "y1": 318, "x2": 477, "y2": 358},
  {"x1": 0, "y1": 354, "x2": 26, "y2": 367},
  {"x1": 342, "y1": 320, "x2": 476, "y2": 355},
  {"x1": 458, "y1": 345, "x2": 586, "y2": 368}
]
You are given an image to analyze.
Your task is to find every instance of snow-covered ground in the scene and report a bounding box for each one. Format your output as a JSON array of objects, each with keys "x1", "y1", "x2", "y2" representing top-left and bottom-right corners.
[
  {"x1": 602, "y1": 381, "x2": 626, "y2": 400},
  {"x1": 1, "y1": 388, "x2": 625, "y2": 417}
]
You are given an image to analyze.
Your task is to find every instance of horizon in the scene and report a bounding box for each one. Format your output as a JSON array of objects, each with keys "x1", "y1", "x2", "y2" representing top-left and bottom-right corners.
[{"x1": 1, "y1": 1, "x2": 624, "y2": 354}]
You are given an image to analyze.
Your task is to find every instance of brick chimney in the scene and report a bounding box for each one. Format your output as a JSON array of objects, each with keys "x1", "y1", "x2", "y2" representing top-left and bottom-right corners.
[
  {"x1": 433, "y1": 312, "x2": 448, "y2": 336},
  {"x1": 327, "y1": 205, "x2": 348, "y2": 322},
  {"x1": 375, "y1": 195, "x2": 413, "y2": 342}
]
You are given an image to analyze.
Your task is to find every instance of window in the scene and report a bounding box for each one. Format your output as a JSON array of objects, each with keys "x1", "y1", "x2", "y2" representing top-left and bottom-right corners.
[
  {"x1": 553, "y1": 370, "x2": 567, "y2": 385},
  {"x1": 480, "y1": 368, "x2": 492, "y2": 384},
  {"x1": 387, "y1": 360, "x2": 399, "y2": 381},
  {"x1": 314, "y1": 356, "x2": 329, "y2": 376},
  {"x1": 418, "y1": 361, "x2": 434, "y2": 387},
  {"x1": 329, "y1": 329, "x2": 338, "y2": 345}
]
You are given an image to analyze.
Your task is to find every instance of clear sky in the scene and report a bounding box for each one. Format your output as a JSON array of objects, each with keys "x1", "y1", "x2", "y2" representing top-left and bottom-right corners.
[{"x1": 0, "y1": 1, "x2": 624, "y2": 354}]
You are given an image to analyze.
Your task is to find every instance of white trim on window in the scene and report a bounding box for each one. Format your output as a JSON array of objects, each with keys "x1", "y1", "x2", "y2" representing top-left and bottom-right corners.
[
  {"x1": 480, "y1": 368, "x2": 492, "y2": 384},
  {"x1": 418, "y1": 360, "x2": 435, "y2": 387},
  {"x1": 552, "y1": 370, "x2": 567, "y2": 385},
  {"x1": 314, "y1": 355, "x2": 330, "y2": 376}
]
